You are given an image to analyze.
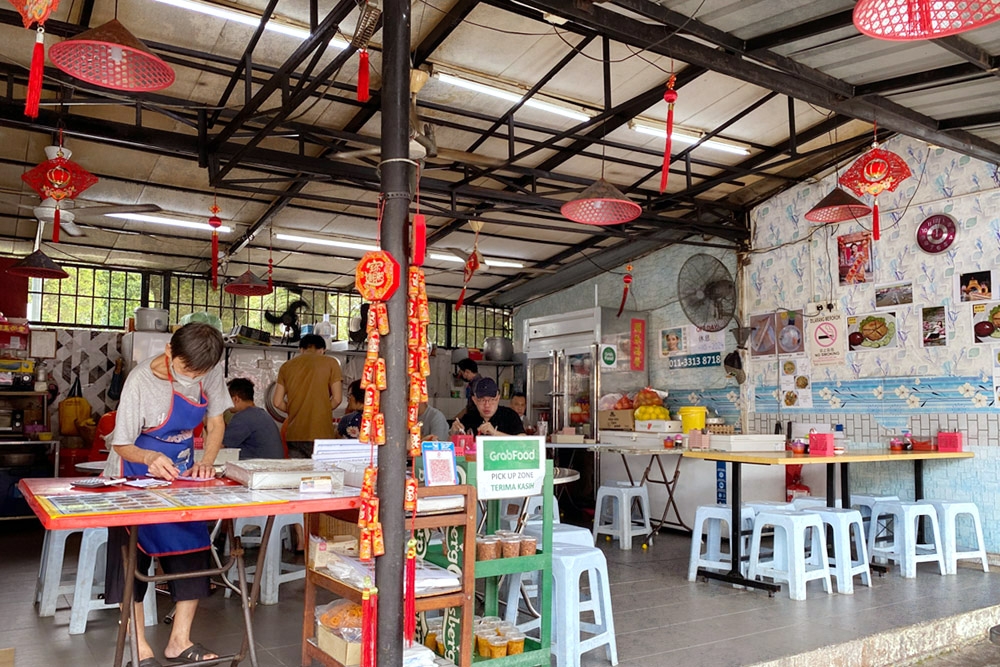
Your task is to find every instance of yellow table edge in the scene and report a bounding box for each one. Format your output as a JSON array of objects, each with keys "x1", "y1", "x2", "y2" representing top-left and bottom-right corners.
[{"x1": 681, "y1": 450, "x2": 974, "y2": 465}]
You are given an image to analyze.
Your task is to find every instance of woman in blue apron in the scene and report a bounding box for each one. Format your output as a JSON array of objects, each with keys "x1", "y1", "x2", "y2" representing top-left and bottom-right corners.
[{"x1": 104, "y1": 323, "x2": 230, "y2": 666}]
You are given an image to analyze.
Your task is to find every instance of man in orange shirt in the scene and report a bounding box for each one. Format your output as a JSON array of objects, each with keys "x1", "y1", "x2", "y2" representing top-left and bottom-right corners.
[{"x1": 273, "y1": 334, "x2": 343, "y2": 458}]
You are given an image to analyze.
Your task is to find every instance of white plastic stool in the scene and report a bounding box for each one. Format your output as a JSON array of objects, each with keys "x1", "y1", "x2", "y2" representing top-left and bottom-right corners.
[
  {"x1": 852, "y1": 494, "x2": 899, "y2": 545},
  {"x1": 593, "y1": 484, "x2": 651, "y2": 550},
  {"x1": 747, "y1": 510, "x2": 832, "y2": 601},
  {"x1": 808, "y1": 508, "x2": 871, "y2": 594},
  {"x1": 35, "y1": 528, "x2": 156, "y2": 630},
  {"x1": 925, "y1": 500, "x2": 989, "y2": 575},
  {"x1": 744, "y1": 500, "x2": 795, "y2": 515},
  {"x1": 502, "y1": 495, "x2": 560, "y2": 531},
  {"x1": 524, "y1": 522, "x2": 593, "y2": 547},
  {"x1": 868, "y1": 501, "x2": 945, "y2": 578},
  {"x1": 791, "y1": 496, "x2": 842, "y2": 510},
  {"x1": 227, "y1": 514, "x2": 305, "y2": 605},
  {"x1": 550, "y1": 545, "x2": 618, "y2": 667},
  {"x1": 68, "y1": 528, "x2": 158, "y2": 634},
  {"x1": 687, "y1": 504, "x2": 756, "y2": 581}
]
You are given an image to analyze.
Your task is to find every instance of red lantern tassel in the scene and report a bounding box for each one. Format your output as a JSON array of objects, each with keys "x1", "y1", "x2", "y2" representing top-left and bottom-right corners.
[
  {"x1": 454, "y1": 286, "x2": 467, "y2": 312},
  {"x1": 211, "y1": 231, "x2": 219, "y2": 289},
  {"x1": 659, "y1": 75, "x2": 677, "y2": 194},
  {"x1": 403, "y1": 538, "x2": 417, "y2": 645},
  {"x1": 52, "y1": 207, "x2": 60, "y2": 243},
  {"x1": 617, "y1": 270, "x2": 632, "y2": 318},
  {"x1": 872, "y1": 197, "x2": 880, "y2": 241},
  {"x1": 361, "y1": 580, "x2": 378, "y2": 667},
  {"x1": 412, "y1": 213, "x2": 426, "y2": 266},
  {"x1": 25, "y1": 28, "x2": 45, "y2": 119},
  {"x1": 357, "y1": 50, "x2": 370, "y2": 103}
]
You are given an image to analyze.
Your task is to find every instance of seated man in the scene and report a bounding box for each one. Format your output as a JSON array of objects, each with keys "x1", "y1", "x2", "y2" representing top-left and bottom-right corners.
[
  {"x1": 419, "y1": 400, "x2": 450, "y2": 441},
  {"x1": 456, "y1": 377, "x2": 526, "y2": 436},
  {"x1": 509, "y1": 392, "x2": 527, "y2": 420},
  {"x1": 223, "y1": 378, "x2": 283, "y2": 459},
  {"x1": 338, "y1": 380, "x2": 364, "y2": 438}
]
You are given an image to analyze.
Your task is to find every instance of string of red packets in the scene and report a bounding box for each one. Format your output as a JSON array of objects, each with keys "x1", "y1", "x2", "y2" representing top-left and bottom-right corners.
[
  {"x1": 403, "y1": 266, "x2": 431, "y2": 645},
  {"x1": 355, "y1": 243, "x2": 400, "y2": 667}
]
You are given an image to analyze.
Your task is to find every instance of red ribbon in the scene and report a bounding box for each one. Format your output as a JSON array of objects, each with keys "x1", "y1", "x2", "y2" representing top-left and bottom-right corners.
[
  {"x1": 357, "y1": 50, "x2": 370, "y2": 103},
  {"x1": 52, "y1": 206, "x2": 60, "y2": 243},
  {"x1": 412, "y1": 213, "x2": 426, "y2": 266},
  {"x1": 210, "y1": 231, "x2": 219, "y2": 290},
  {"x1": 403, "y1": 539, "x2": 417, "y2": 645},
  {"x1": 25, "y1": 28, "x2": 44, "y2": 119},
  {"x1": 659, "y1": 75, "x2": 677, "y2": 195}
]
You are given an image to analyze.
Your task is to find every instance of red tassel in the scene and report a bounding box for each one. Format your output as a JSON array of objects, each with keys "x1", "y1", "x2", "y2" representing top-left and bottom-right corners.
[
  {"x1": 357, "y1": 50, "x2": 370, "y2": 103},
  {"x1": 25, "y1": 28, "x2": 44, "y2": 119},
  {"x1": 211, "y1": 231, "x2": 219, "y2": 289},
  {"x1": 412, "y1": 213, "x2": 426, "y2": 266},
  {"x1": 454, "y1": 286, "x2": 467, "y2": 312},
  {"x1": 659, "y1": 75, "x2": 677, "y2": 194},
  {"x1": 617, "y1": 268, "x2": 632, "y2": 318},
  {"x1": 403, "y1": 539, "x2": 417, "y2": 645},
  {"x1": 872, "y1": 198, "x2": 880, "y2": 241},
  {"x1": 361, "y1": 580, "x2": 378, "y2": 667},
  {"x1": 52, "y1": 206, "x2": 60, "y2": 243}
]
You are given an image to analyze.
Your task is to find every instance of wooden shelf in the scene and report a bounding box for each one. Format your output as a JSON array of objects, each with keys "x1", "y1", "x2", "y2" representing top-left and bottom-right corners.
[{"x1": 302, "y1": 484, "x2": 477, "y2": 667}]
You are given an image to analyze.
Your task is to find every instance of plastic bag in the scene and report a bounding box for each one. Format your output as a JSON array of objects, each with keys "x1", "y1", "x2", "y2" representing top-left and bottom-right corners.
[{"x1": 316, "y1": 600, "x2": 364, "y2": 641}]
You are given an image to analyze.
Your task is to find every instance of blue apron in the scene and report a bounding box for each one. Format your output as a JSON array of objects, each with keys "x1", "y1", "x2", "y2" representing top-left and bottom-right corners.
[{"x1": 122, "y1": 369, "x2": 210, "y2": 557}]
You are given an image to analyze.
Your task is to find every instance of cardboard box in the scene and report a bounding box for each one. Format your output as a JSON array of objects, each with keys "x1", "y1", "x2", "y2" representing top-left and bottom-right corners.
[
  {"x1": 598, "y1": 410, "x2": 635, "y2": 431},
  {"x1": 633, "y1": 420, "x2": 683, "y2": 433},
  {"x1": 317, "y1": 624, "x2": 361, "y2": 666},
  {"x1": 711, "y1": 435, "x2": 786, "y2": 452},
  {"x1": 550, "y1": 434, "x2": 585, "y2": 444}
]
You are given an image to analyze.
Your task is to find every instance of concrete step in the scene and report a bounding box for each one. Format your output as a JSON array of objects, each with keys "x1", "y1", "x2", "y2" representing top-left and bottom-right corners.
[{"x1": 749, "y1": 604, "x2": 1000, "y2": 667}]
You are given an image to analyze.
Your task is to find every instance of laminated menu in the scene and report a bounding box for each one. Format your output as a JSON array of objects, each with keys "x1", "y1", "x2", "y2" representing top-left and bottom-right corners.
[{"x1": 224, "y1": 458, "x2": 346, "y2": 490}]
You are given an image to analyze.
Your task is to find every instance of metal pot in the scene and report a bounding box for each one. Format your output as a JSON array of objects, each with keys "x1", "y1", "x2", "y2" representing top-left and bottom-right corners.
[{"x1": 483, "y1": 336, "x2": 514, "y2": 362}]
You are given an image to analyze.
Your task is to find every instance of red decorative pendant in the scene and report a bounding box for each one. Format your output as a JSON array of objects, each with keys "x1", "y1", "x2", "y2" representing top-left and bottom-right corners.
[{"x1": 356, "y1": 250, "x2": 401, "y2": 302}]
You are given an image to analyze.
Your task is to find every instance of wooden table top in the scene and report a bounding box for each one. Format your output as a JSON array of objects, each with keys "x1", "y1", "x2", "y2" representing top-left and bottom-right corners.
[{"x1": 681, "y1": 449, "x2": 974, "y2": 465}]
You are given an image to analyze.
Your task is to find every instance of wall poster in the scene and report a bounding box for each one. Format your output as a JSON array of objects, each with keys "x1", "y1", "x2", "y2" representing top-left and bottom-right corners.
[{"x1": 837, "y1": 231, "x2": 873, "y2": 285}]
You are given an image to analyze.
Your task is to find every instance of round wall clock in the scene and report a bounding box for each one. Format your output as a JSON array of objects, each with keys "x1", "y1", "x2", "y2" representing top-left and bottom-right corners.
[{"x1": 916, "y1": 214, "x2": 957, "y2": 254}]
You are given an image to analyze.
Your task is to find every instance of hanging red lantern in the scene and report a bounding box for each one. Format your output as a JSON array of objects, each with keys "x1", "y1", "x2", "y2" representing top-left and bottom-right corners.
[
  {"x1": 21, "y1": 138, "x2": 98, "y2": 243},
  {"x1": 617, "y1": 265, "x2": 633, "y2": 318},
  {"x1": 854, "y1": 0, "x2": 1000, "y2": 41},
  {"x1": 8, "y1": 0, "x2": 59, "y2": 118},
  {"x1": 208, "y1": 198, "x2": 222, "y2": 290},
  {"x1": 659, "y1": 74, "x2": 677, "y2": 194},
  {"x1": 839, "y1": 145, "x2": 911, "y2": 241}
]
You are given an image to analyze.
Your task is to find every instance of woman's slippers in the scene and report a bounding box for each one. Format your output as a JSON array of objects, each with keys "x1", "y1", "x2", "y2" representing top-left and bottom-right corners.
[{"x1": 166, "y1": 643, "x2": 218, "y2": 664}]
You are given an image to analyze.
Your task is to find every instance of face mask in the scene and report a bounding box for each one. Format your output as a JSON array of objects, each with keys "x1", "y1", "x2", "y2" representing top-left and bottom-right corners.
[{"x1": 171, "y1": 359, "x2": 202, "y2": 387}]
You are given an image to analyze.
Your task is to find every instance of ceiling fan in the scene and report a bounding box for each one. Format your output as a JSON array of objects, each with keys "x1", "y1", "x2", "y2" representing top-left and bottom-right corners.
[
  {"x1": 436, "y1": 246, "x2": 556, "y2": 274},
  {"x1": 329, "y1": 69, "x2": 504, "y2": 168},
  {"x1": 24, "y1": 197, "x2": 163, "y2": 237}
]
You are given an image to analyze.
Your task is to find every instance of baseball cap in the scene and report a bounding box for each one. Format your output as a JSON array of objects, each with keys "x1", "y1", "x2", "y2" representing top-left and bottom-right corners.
[{"x1": 473, "y1": 377, "x2": 499, "y2": 398}]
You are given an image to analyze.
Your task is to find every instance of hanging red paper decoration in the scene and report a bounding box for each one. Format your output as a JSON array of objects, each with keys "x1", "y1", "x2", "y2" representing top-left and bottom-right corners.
[
  {"x1": 412, "y1": 165, "x2": 426, "y2": 266},
  {"x1": 659, "y1": 74, "x2": 677, "y2": 194},
  {"x1": 357, "y1": 49, "x2": 370, "y2": 102},
  {"x1": 21, "y1": 137, "x2": 98, "y2": 243},
  {"x1": 839, "y1": 143, "x2": 911, "y2": 241},
  {"x1": 208, "y1": 197, "x2": 222, "y2": 290},
  {"x1": 8, "y1": 0, "x2": 59, "y2": 118},
  {"x1": 853, "y1": 0, "x2": 1000, "y2": 41},
  {"x1": 360, "y1": 576, "x2": 378, "y2": 667},
  {"x1": 267, "y1": 228, "x2": 274, "y2": 289},
  {"x1": 455, "y1": 222, "x2": 483, "y2": 312},
  {"x1": 617, "y1": 265, "x2": 633, "y2": 318}
]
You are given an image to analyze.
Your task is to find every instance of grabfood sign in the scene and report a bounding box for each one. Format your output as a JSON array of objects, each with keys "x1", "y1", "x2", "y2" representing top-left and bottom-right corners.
[{"x1": 475, "y1": 436, "x2": 546, "y2": 499}]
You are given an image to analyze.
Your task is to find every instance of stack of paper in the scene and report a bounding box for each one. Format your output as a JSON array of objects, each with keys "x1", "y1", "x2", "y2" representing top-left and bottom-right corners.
[{"x1": 224, "y1": 459, "x2": 345, "y2": 490}]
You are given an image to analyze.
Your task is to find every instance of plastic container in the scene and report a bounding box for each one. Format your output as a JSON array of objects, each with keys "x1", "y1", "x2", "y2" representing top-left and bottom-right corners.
[
  {"x1": 506, "y1": 631, "x2": 526, "y2": 655},
  {"x1": 487, "y1": 635, "x2": 508, "y2": 658},
  {"x1": 134, "y1": 307, "x2": 169, "y2": 332},
  {"x1": 519, "y1": 535, "x2": 537, "y2": 556},
  {"x1": 314, "y1": 313, "x2": 335, "y2": 345},
  {"x1": 500, "y1": 535, "x2": 521, "y2": 558},
  {"x1": 678, "y1": 406, "x2": 707, "y2": 433},
  {"x1": 475, "y1": 632, "x2": 493, "y2": 658},
  {"x1": 476, "y1": 536, "x2": 500, "y2": 561}
]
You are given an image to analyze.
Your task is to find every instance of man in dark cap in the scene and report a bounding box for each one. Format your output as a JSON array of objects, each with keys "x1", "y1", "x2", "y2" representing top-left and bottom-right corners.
[{"x1": 455, "y1": 377, "x2": 526, "y2": 436}]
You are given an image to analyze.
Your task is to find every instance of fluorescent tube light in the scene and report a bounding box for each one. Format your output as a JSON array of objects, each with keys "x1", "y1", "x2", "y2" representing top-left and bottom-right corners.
[
  {"x1": 151, "y1": 0, "x2": 350, "y2": 48},
  {"x1": 426, "y1": 252, "x2": 524, "y2": 269},
  {"x1": 106, "y1": 213, "x2": 232, "y2": 233},
  {"x1": 629, "y1": 121, "x2": 750, "y2": 156},
  {"x1": 436, "y1": 72, "x2": 592, "y2": 122},
  {"x1": 276, "y1": 233, "x2": 379, "y2": 251}
]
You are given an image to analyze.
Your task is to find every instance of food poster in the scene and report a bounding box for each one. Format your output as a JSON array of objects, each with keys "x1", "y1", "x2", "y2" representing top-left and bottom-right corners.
[
  {"x1": 775, "y1": 310, "x2": 804, "y2": 354},
  {"x1": 958, "y1": 270, "x2": 996, "y2": 302},
  {"x1": 837, "y1": 231, "x2": 873, "y2": 285},
  {"x1": 971, "y1": 302, "x2": 1000, "y2": 343},
  {"x1": 807, "y1": 311, "x2": 846, "y2": 366},
  {"x1": 749, "y1": 312, "x2": 777, "y2": 357},
  {"x1": 921, "y1": 306, "x2": 947, "y2": 347},
  {"x1": 847, "y1": 311, "x2": 898, "y2": 351},
  {"x1": 875, "y1": 281, "x2": 913, "y2": 309},
  {"x1": 778, "y1": 354, "x2": 813, "y2": 408}
]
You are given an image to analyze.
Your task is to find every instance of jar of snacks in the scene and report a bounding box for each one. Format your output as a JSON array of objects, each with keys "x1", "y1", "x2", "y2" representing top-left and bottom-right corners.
[
  {"x1": 506, "y1": 631, "x2": 526, "y2": 655},
  {"x1": 500, "y1": 535, "x2": 521, "y2": 558},
  {"x1": 476, "y1": 536, "x2": 501, "y2": 560},
  {"x1": 519, "y1": 535, "x2": 537, "y2": 556},
  {"x1": 487, "y1": 635, "x2": 508, "y2": 658}
]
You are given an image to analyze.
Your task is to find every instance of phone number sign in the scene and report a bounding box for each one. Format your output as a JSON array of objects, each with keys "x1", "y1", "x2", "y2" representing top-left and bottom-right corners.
[{"x1": 667, "y1": 352, "x2": 721, "y2": 370}]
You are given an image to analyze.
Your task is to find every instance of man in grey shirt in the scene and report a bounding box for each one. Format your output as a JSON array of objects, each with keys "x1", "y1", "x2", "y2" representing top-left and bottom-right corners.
[
  {"x1": 419, "y1": 401, "x2": 450, "y2": 442},
  {"x1": 224, "y1": 378, "x2": 283, "y2": 459}
]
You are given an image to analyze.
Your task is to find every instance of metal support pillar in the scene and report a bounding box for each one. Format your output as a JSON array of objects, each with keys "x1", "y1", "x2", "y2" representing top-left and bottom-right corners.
[{"x1": 374, "y1": 0, "x2": 411, "y2": 662}]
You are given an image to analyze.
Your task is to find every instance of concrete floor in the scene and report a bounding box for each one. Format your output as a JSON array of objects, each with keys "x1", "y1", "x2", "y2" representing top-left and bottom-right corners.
[{"x1": 3, "y1": 519, "x2": 1000, "y2": 667}]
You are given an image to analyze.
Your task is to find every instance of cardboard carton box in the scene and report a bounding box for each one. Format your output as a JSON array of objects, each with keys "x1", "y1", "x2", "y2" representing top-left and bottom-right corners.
[
  {"x1": 317, "y1": 624, "x2": 361, "y2": 666},
  {"x1": 598, "y1": 410, "x2": 635, "y2": 431}
]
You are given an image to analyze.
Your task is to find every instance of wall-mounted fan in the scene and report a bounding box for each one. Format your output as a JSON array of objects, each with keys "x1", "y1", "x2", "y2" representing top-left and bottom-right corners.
[{"x1": 677, "y1": 254, "x2": 736, "y2": 332}]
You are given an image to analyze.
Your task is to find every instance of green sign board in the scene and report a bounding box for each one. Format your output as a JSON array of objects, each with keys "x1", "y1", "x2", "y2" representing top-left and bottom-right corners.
[{"x1": 474, "y1": 436, "x2": 546, "y2": 499}]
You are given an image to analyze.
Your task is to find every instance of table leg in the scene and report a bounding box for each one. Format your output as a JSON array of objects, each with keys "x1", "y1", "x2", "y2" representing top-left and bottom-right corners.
[
  {"x1": 619, "y1": 453, "x2": 636, "y2": 486},
  {"x1": 641, "y1": 454, "x2": 691, "y2": 534},
  {"x1": 826, "y1": 464, "x2": 837, "y2": 507},
  {"x1": 694, "y1": 461, "x2": 779, "y2": 593},
  {"x1": 113, "y1": 527, "x2": 140, "y2": 667},
  {"x1": 839, "y1": 462, "x2": 851, "y2": 509},
  {"x1": 915, "y1": 459, "x2": 926, "y2": 543}
]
